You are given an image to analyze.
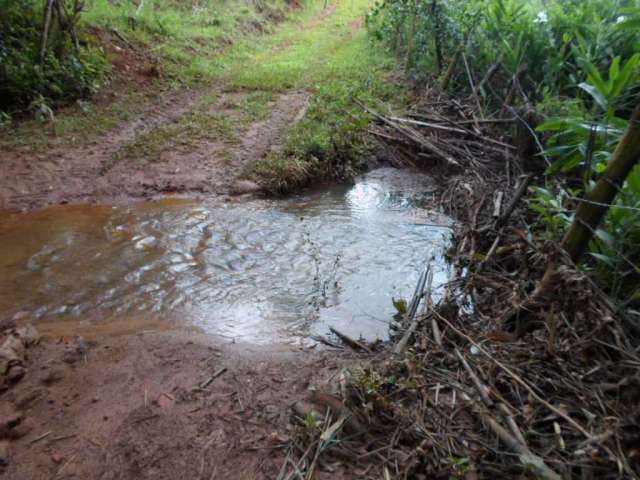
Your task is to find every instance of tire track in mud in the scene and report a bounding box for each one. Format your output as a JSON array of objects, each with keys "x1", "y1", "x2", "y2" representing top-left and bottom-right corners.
[
  {"x1": 0, "y1": 1, "x2": 343, "y2": 211},
  {"x1": 0, "y1": 88, "x2": 309, "y2": 210}
]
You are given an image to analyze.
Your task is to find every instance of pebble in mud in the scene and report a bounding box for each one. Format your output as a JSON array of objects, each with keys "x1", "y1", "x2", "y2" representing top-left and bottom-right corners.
[
  {"x1": 40, "y1": 368, "x2": 65, "y2": 386},
  {"x1": 0, "y1": 412, "x2": 23, "y2": 437},
  {"x1": 6, "y1": 366, "x2": 26, "y2": 383},
  {"x1": 8, "y1": 418, "x2": 34, "y2": 440}
]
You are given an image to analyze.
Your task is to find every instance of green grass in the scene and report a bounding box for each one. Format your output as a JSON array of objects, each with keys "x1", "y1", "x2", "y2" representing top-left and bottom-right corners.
[
  {"x1": 206, "y1": 0, "x2": 404, "y2": 191},
  {"x1": 0, "y1": 0, "x2": 294, "y2": 150},
  {"x1": 82, "y1": 0, "x2": 294, "y2": 84},
  {"x1": 2, "y1": 90, "x2": 148, "y2": 151},
  {"x1": 91, "y1": 0, "x2": 404, "y2": 190},
  {"x1": 3, "y1": 0, "x2": 405, "y2": 193}
]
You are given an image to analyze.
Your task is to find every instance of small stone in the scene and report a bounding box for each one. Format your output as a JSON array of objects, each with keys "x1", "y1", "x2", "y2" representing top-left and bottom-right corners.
[
  {"x1": 51, "y1": 452, "x2": 64, "y2": 464},
  {"x1": 14, "y1": 324, "x2": 39, "y2": 346},
  {"x1": 61, "y1": 349, "x2": 81, "y2": 365},
  {"x1": 0, "y1": 441, "x2": 9, "y2": 466},
  {"x1": 14, "y1": 389, "x2": 42, "y2": 409},
  {"x1": 7, "y1": 366, "x2": 26, "y2": 383},
  {"x1": 41, "y1": 368, "x2": 65, "y2": 385},
  {"x1": 91, "y1": 397, "x2": 99, "y2": 404},
  {"x1": 9, "y1": 418, "x2": 34, "y2": 440},
  {"x1": 102, "y1": 416, "x2": 108, "y2": 421},
  {"x1": 0, "y1": 411, "x2": 23, "y2": 438}
]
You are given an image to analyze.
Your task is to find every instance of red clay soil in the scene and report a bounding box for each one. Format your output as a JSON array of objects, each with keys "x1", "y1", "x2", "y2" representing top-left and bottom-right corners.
[
  {"x1": 0, "y1": 324, "x2": 359, "y2": 479},
  {"x1": 0, "y1": 25, "x2": 310, "y2": 214},
  {"x1": 0, "y1": 87, "x2": 309, "y2": 212}
]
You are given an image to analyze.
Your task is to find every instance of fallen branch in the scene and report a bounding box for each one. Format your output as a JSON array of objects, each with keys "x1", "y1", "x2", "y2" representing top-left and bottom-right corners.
[
  {"x1": 329, "y1": 327, "x2": 372, "y2": 353},
  {"x1": 479, "y1": 411, "x2": 562, "y2": 480}
]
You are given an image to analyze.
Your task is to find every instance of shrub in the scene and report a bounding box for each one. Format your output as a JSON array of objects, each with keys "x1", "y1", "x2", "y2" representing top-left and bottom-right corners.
[
  {"x1": 366, "y1": 0, "x2": 640, "y2": 299},
  {"x1": 0, "y1": 0, "x2": 109, "y2": 113}
]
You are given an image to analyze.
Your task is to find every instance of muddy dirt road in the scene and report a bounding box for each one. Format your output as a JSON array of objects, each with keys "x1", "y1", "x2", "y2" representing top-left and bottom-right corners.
[
  {"x1": 0, "y1": 88, "x2": 309, "y2": 211},
  {"x1": 0, "y1": 3, "x2": 423, "y2": 479},
  {"x1": 0, "y1": 326, "x2": 363, "y2": 480}
]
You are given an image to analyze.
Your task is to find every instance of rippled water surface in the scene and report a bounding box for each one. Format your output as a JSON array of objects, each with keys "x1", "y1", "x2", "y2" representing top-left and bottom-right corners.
[{"x1": 0, "y1": 168, "x2": 452, "y2": 343}]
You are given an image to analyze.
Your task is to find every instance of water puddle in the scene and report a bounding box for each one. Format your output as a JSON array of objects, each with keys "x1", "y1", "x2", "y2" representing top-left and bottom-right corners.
[{"x1": 0, "y1": 168, "x2": 452, "y2": 343}]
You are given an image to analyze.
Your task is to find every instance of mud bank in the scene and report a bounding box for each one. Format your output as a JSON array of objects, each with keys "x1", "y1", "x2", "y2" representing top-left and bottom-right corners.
[{"x1": 0, "y1": 324, "x2": 363, "y2": 479}]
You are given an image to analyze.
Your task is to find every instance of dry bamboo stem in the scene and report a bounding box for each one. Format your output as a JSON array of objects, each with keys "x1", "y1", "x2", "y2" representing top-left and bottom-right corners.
[
  {"x1": 500, "y1": 63, "x2": 528, "y2": 117},
  {"x1": 480, "y1": 412, "x2": 562, "y2": 480},
  {"x1": 435, "y1": 311, "x2": 595, "y2": 441},
  {"x1": 440, "y1": 47, "x2": 462, "y2": 91},
  {"x1": 472, "y1": 54, "x2": 503, "y2": 98},
  {"x1": 394, "y1": 268, "x2": 433, "y2": 354},
  {"x1": 455, "y1": 349, "x2": 493, "y2": 407},
  {"x1": 329, "y1": 327, "x2": 372, "y2": 353},
  {"x1": 462, "y1": 52, "x2": 484, "y2": 122}
]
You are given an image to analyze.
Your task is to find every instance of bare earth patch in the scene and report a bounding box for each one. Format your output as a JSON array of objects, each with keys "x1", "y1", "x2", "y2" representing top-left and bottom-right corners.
[
  {"x1": 0, "y1": 326, "x2": 359, "y2": 479},
  {"x1": 0, "y1": 89, "x2": 309, "y2": 211}
]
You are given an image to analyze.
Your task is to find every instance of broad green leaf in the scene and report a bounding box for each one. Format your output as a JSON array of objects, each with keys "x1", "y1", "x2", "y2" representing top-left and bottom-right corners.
[
  {"x1": 617, "y1": 18, "x2": 640, "y2": 30},
  {"x1": 611, "y1": 54, "x2": 640, "y2": 99},
  {"x1": 627, "y1": 166, "x2": 640, "y2": 196},
  {"x1": 594, "y1": 228, "x2": 615, "y2": 246},
  {"x1": 578, "y1": 82, "x2": 607, "y2": 110},
  {"x1": 579, "y1": 59, "x2": 607, "y2": 95},
  {"x1": 545, "y1": 154, "x2": 584, "y2": 174},
  {"x1": 608, "y1": 56, "x2": 621, "y2": 88},
  {"x1": 589, "y1": 252, "x2": 616, "y2": 267}
]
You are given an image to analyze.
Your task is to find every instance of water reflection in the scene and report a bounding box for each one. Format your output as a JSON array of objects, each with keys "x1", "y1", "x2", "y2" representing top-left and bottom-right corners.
[{"x1": 0, "y1": 168, "x2": 452, "y2": 343}]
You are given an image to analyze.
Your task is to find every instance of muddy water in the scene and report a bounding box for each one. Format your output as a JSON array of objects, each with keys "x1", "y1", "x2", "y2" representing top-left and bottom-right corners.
[{"x1": 0, "y1": 168, "x2": 452, "y2": 343}]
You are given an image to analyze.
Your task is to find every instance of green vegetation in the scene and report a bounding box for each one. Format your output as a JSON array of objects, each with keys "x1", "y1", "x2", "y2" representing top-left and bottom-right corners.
[
  {"x1": 0, "y1": 0, "x2": 110, "y2": 111},
  {"x1": 212, "y1": 0, "x2": 401, "y2": 191},
  {"x1": 366, "y1": 0, "x2": 640, "y2": 300},
  {"x1": 2, "y1": 0, "x2": 401, "y2": 193},
  {"x1": 82, "y1": 0, "x2": 293, "y2": 84},
  {"x1": 0, "y1": 0, "x2": 294, "y2": 117}
]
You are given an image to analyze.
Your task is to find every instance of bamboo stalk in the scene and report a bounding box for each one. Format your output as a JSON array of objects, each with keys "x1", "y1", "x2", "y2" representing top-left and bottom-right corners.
[
  {"x1": 561, "y1": 102, "x2": 640, "y2": 262},
  {"x1": 440, "y1": 47, "x2": 462, "y2": 91},
  {"x1": 430, "y1": 0, "x2": 443, "y2": 73}
]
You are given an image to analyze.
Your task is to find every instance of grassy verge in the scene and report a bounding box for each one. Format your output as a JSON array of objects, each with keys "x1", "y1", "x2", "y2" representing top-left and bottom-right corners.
[
  {"x1": 210, "y1": 0, "x2": 404, "y2": 192},
  {"x1": 82, "y1": 0, "x2": 295, "y2": 85}
]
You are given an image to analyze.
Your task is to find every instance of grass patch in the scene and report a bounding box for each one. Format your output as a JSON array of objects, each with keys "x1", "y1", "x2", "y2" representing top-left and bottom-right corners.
[
  {"x1": 117, "y1": 102, "x2": 237, "y2": 164},
  {"x1": 0, "y1": 0, "x2": 296, "y2": 150},
  {"x1": 82, "y1": 0, "x2": 294, "y2": 85},
  {"x1": 208, "y1": 0, "x2": 404, "y2": 192},
  {"x1": 1, "y1": 90, "x2": 147, "y2": 151}
]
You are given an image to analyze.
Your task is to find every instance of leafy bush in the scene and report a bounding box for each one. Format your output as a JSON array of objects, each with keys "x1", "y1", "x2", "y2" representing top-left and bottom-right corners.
[
  {"x1": 0, "y1": 0, "x2": 109, "y2": 112},
  {"x1": 367, "y1": 0, "x2": 640, "y2": 104},
  {"x1": 366, "y1": 0, "x2": 640, "y2": 298}
]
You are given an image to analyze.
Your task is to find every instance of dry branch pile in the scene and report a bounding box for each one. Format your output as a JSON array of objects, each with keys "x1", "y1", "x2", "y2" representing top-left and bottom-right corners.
[{"x1": 280, "y1": 93, "x2": 640, "y2": 479}]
